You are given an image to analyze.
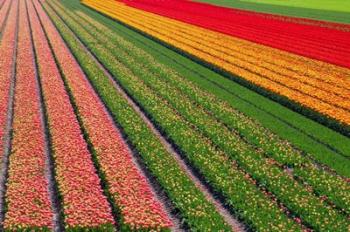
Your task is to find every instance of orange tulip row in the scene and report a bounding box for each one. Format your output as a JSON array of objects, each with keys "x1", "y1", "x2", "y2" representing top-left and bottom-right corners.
[
  {"x1": 3, "y1": 0, "x2": 53, "y2": 230},
  {"x1": 0, "y1": 0, "x2": 14, "y2": 171},
  {"x1": 0, "y1": 0, "x2": 11, "y2": 32}
]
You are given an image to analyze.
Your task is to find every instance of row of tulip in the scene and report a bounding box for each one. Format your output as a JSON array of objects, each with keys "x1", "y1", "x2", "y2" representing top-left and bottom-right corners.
[
  {"x1": 80, "y1": 12, "x2": 350, "y2": 213},
  {"x1": 120, "y1": 0, "x2": 350, "y2": 69},
  {"x1": 120, "y1": 0, "x2": 350, "y2": 44},
  {"x1": 34, "y1": 0, "x2": 172, "y2": 230},
  {"x1": 119, "y1": 1, "x2": 348, "y2": 63},
  {"x1": 259, "y1": 13, "x2": 350, "y2": 32},
  {"x1": 212, "y1": 6, "x2": 350, "y2": 32},
  {"x1": 118, "y1": 0, "x2": 350, "y2": 95},
  {"x1": 0, "y1": 0, "x2": 14, "y2": 168},
  {"x1": 101, "y1": 0, "x2": 350, "y2": 90},
  {"x1": 74, "y1": 8, "x2": 350, "y2": 217},
  {"x1": 112, "y1": 6, "x2": 350, "y2": 102},
  {"x1": 0, "y1": 0, "x2": 11, "y2": 32},
  {"x1": 27, "y1": 0, "x2": 115, "y2": 230},
  {"x1": 50, "y1": 2, "x2": 349, "y2": 231},
  {"x1": 82, "y1": 0, "x2": 350, "y2": 135},
  {"x1": 131, "y1": 8, "x2": 350, "y2": 95},
  {"x1": 47, "y1": 1, "x2": 306, "y2": 231},
  {"x1": 152, "y1": 62, "x2": 350, "y2": 215},
  {"x1": 43, "y1": 1, "x2": 234, "y2": 231},
  {"x1": 4, "y1": 0, "x2": 53, "y2": 230}
]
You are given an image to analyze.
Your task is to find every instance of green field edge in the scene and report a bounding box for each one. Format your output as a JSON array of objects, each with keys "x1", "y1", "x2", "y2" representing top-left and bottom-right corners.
[
  {"x1": 63, "y1": 0, "x2": 350, "y2": 177},
  {"x1": 194, "y1": 0, "x2": 350, "y2": 24}
]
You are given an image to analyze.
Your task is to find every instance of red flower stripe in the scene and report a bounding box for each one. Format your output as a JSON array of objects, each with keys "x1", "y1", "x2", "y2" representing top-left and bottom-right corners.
[
  {"x1": 121, "y1": 0, "x2": 350, "y2": 68},
  {"x1": 27, "y1": 0, "x2": 114, "y2": 229},
  {"x1": 34, "y1": 0, "x2": 172, "y2": 230},
  {"x1": 3, "y1": 0, "x2": 53, "y2": 229},
  {"x1": 124, "y1": 0, "x2": 350, "y2": 52},
  {"x1": 0, "y1": 0, "x2": 16, "y2": 163},
  {"x1": 252, "y1": 11, "x2": 350, "y2": 32},
  {"x1": 177, "y1": 2, "x2": 350, "y2": 32},
  {"x1": 125, "y1": 0, "x2": 350, "y2": 50},
  {"x1": 0, "y1": 0, "x2": 11, "y2": 32}
]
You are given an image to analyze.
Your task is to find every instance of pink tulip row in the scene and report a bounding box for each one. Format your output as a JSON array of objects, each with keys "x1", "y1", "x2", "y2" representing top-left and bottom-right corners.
[
  {"x1": 34, "y1": 0, "x2": 172, "y2": 230},
  {"x1": 0, "y1": 0, "x2": 11, "y2": 32},
  {"x1": 27, "y1": 0, "x2": 114, "y2": 229},
  {"x1": 0, "y1": 0, "x2": 16, "y2": 170},
  {"x1": 4, "y1": 0, "x2": 53, "y2": 230}
]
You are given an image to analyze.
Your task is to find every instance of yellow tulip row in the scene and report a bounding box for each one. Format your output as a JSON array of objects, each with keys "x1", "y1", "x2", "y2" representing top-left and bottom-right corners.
[{"x1": 82, "y1": 0, "x2": 350, "y2": 126}]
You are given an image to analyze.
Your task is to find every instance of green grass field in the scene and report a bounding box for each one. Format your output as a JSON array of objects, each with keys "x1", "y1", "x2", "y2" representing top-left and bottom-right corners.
[
  {"x1": 242, "y1": 0, "x2": 350, "y2": 12},
  {"x1": 195, "y1": 0, "x2": 350, "y2": 23}
]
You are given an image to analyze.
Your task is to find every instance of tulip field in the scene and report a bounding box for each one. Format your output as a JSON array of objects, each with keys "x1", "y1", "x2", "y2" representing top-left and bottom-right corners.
[{"x1": 0, "y1": 0, "x2": 349, "y2": 231}]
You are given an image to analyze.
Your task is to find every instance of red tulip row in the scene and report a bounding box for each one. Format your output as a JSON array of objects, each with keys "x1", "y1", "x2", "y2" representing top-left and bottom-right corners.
[
  {"x1": 4, "y1": 0, "x2": 53, "y2": 230},
  {"x1": 125, "y1": 1, "x2": 350, "y2": 50},
  {"x1": 256, "y1": 11, "x2": 350, "y2": 32},
  {"x1": 33, "y1": 0, "x2": 172, "y2": 230},
  {"x1": 122, "y1": 0, "x2": 350, "y2": 69},
  {"x1": 27, "y1": 0, "x2": 114, "y2": 230},
  {"x1": 0, "y1": 0, "x2": 16, "y2": 168},
  {"x1": 0, "y1": 0, "x2": 11, "y2": 32}
]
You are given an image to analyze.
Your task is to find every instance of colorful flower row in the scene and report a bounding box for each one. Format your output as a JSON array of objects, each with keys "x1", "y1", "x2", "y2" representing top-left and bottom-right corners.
[
  {"x1": 27, "y1": 0, "x2": 114, "y2": 230},
  {"x1": 112, "y1": 13, "x2": 350, "y2": 118},
  {"x1": 4, "y1": 0, "x2": 53, "y2": 230},
  {"x1": 34, "y1": 1, "x2": 172, "y2": 230},
  {"x1": 0, "y1": 0, "x2": 15, "y2": 165},
  {"x1": 0, "y1": 0, "x2": 11, "y2": 32},
  {"x1": 115, "y1": 8, "x2": 350, "y2": 105},
  {"x1": 82, "y1": 0, "x2": 350, "y2": 132},
  {"x1": 81, "y1": 10, "x2": 350, "y2": 218},
  {"x1": 82, "y1": 14, "x2": 350, "y2": 216},
  {"x1": 195, "y1": 5, "x2": 350, "y2": 32},
  {"x1": 59, "y1": 2, "x2": 350, "y2": 230},
  {"x1": 43, "y1": 1, "x2": 233, "y2": 231},
  {"x1": 258, "y1": 12, "x2": 350, "y2": 32},
  {"x1": 151, "y1": 61, "x2": 350, "y2": 215},
  {"x1": 47, "y1": 2, "x2": 303, "y2": 231},
  {"x1": 115, "y1": 3, "x2": 350, "y2": 93},
  {"x1": 100, "y1": 0, "x2": 350, "y2": 102},
  {"x1": 121, "y1": 0, "x2": 350, "y2": 69}
]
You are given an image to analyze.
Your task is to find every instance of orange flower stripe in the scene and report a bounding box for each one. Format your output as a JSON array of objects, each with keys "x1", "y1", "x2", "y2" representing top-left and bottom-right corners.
[
  {"x1": 4, "y1": 0, "x2": 53, "y2": 229},
  {"x1": 0, "y1": 0, "x2": 15, "y2": 163},
  {"x1": 83, "y1": 0, "x2": 350, "y2": 126}
]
